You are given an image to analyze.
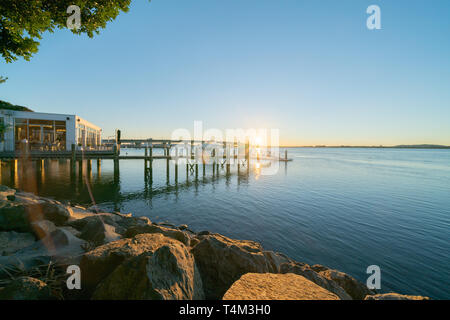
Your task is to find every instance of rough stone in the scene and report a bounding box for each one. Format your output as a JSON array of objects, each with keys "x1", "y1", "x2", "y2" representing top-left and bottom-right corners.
[
  {"x1": 311, "y1": 265, "x2": 374, "y2": 300},
  {"x1": 31, "y1": 219, "x2": 57, "y2": 239},
  {"x1": 0, "y1": 185, "x2": 16, "y2": 201},
  {"x1": 0, "y1": 231, "x2": 35, "y2": 256},
  {"x1": 364, "y1": 293, "x2": 430, "y2": 300},
  {"x1": 0, "y1": 228, "x2": 86, "y2": 278},
  {"x1": 0, "y1": 200, "x2": 71, "y2": 232},
  {"x1": 78, "y1": 217, "x2": 121, "y2": 246},
  {"x1": 80, "y1": 233, "x2": 182, "y2": 295},
  {"x1": 280, "y1": 262, "x2": 352, "y2": 300},
  {"x1": 190, "y1": 233, "x2": 274, "y2": 300},
  {"x1": 0, "y1": 277, "x2": 53, "y2": 300},
  {"x1": 124, "y1": 224, "x2": 190, "y2": 246},
  {"x1": 92, "y1": 238, "x2": 204, "y2": 300},
  {"x1": 223, "y1": 273, "x2": 340, "y2": 300}
]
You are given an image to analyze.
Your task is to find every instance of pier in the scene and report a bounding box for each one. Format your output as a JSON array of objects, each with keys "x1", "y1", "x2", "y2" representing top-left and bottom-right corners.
[{"x1": 0, "y1": 137, "x2": 290, "y2": 187}]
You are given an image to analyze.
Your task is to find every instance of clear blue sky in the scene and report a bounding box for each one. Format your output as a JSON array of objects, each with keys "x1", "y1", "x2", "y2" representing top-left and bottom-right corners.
[{"x1": 1, "y1": 0, "x2": 449, "y2": 145}]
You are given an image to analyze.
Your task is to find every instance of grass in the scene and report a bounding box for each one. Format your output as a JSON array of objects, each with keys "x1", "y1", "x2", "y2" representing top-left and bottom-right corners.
[{"x1": 0, "y1": 259, "x2": 67, "y2": 300}]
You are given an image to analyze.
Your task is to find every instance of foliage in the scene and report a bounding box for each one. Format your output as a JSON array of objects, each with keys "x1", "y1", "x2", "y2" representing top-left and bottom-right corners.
[
  {"x1": 0, "y1": 76, "x2": 7, "y2": 84},
  {"x1": 0, "y1": 99, "x2": 33, "y2": 111},
  {"x1": 0, "y1": 0, "x2": 143, "y2": 63}
]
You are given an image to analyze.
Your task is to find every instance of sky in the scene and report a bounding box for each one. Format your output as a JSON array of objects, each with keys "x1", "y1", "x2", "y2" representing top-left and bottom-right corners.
[{"x1": 1, "y1": 0, "x2": 450, "y2": 146}]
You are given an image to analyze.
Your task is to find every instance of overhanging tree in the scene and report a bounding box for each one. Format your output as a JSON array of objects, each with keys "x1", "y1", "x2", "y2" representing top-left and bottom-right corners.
[{"x1": 1, "y1": 0, "x2": 148, "y2": 82}]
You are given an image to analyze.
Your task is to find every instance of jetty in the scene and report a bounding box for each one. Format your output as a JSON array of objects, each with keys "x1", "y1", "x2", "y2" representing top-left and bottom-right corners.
[{"x1": 0, "y1": 135, "x2": 292, "y2": 185}]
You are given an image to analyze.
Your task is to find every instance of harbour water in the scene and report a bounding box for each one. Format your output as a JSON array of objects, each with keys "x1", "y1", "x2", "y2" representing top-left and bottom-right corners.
[{"x1": 1, "y1": 148, "x2": 449, "y2": 299}]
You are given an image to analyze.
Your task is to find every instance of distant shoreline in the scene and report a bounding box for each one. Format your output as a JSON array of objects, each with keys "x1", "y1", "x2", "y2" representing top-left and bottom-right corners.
[{"x1": 279, "y1": 145, "x2": 450, "y2": 149}]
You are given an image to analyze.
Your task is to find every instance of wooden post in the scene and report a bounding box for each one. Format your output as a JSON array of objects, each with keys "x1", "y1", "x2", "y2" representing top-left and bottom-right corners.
[
  {"x1": 166, "y1": 146, "x2": 170, "y2": 182},
  {"x1": 226, "y1": 142, "x2": 230, "y2": 175},
  {"x1": 285, "y1": 149, "x2": 288, "y2": 160},
  {"x1": 10, "y1": 160, "x2": 16, "y2": 185},
  {"x1": 97, "y1": 159, "x2": 101, "y2": 177},
  {"x1": 202, "y1": 141, "x2": 205, "y2": 177},
  {"x1": 113, "y1": 144, "x2": 119, "y2": 177},
  {"x1": 71, "y1": 144, "x2": 76, "y2": 174},
  {"x1": 78, "y1": 159, "x2": 83, "y2": 178},
  {"x1": 175, "y1": 147, "x2": 178, "y2": 183},
  {"x1": 245, "y1": 140, "x2": 250, "y2": 174},
  {"x1": 149, "y1": 144, "x2": 153, "y2": 181},
  {"x1": 145, "y1": 146, "x2": 148, "y2": 172}
]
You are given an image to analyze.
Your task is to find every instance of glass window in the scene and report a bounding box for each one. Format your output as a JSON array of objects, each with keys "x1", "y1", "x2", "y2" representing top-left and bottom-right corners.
[{"x1": 14, "y1": 118, "x2": 67, "y2": 151}]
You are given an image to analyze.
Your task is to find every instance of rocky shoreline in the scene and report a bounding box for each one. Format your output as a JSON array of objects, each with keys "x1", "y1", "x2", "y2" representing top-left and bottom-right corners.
[{"x1": 0, "y1": 185, "x2": 429, "y2": 300}]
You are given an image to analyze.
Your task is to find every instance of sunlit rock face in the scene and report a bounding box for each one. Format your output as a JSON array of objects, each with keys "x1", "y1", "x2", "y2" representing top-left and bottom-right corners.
[
  {"x1": 86, "y1": 233, "x2": 204, "y2": 300},
  {"x1": 223, "y1": 273, "x2": 340, "y2": 300}
]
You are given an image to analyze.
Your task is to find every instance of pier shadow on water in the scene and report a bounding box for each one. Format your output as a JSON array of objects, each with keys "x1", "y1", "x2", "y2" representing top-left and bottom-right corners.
[{"x1": 0, "y1": 156, "x2": 269, "y2": 212}]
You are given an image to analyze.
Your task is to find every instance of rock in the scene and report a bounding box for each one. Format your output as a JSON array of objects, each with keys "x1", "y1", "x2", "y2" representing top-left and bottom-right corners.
[
  {"x1": 78, "y1": 216, "x2": 120, "y2": 246},
  {"x1": 190, "y1": 233, "x2": 274, "y2": 300},
  {"x1": 0, "y1": 201, "x2": 30, "y2": 232},
  {"x1": 280, "y1": 262, "x2": 352, "y2": 300},
  {"x1": 38, "y1": 202, "x2": 72, "y2": 225},
  {"x1": 190, "y1": 238, "x2": 200, "y2": 247},
  {"x1": 0, "y1": 185, "x2": 16, "y2": 201},
  {"x1": 197, "y1": 231, "x2": 211, "y2": 236},
  {"x1": 0, "y1": 277, "x2": 53, "y2": 300},
  {"x1": 263, "y1": 251, "x2": 293, "y2": 273},
  {"x1": 223, "y1": 273, "x2": 340, "y2": 300},
  {"x1": 0, "y1": 201, "x2": 71, "y2": 232},
  {"x1": 31, "y1": 220, "x2": 57, "y2": 239},
  {"x1": 311, "y1": 265, "x2": 374, "y2": 300},
  {"x1": 364, "y1": 293, "x2": 430, "y2": 300},
  {"x1": 0, "y1": 231, "x2": 35, "y2": 256},
  {"x1": 178, "y1": 224, "x2": 188, "y2": 230},
  {"x1": 59, "y1": 226, "x2": 81, "y2": 237},
  {"x1": 0, "y1": 229, "x2": 86, "y2": 278},
  {"x1": 125, "y1": 224, "x2": 190, "y2": 246},
  {"x1": 92, "y1": 237, "x2": 204, "y2": 300},
  {"x1": 80, "y1": 233, "x2": 175, "y2": 294},
  {"x1": 67, "y1": 213, "x2": 151, "y2": 237}
]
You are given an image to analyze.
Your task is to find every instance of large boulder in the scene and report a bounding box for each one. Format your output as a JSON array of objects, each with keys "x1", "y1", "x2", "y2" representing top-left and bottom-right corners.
[
  {"x1": 0, "y1": 201, "x2": 31, "y2": 232},
  {"x1": 92, "y1": 238, "x2": 204, "y2": 300},
  {"x1": 223, "y1": 273, "x2": 340, "y2": 300},
  {"x1": 0, "y1": 228, "x2": 86, "y2": 278},
  {"x1": 0, "y1": 277, "x2": 53, "y2": 300},
  {"x1": 0, "y1": 185, "x2": 16, "y2": 201},
  {"x1": 77, "y1": 216, "x2": 120, "y2": 246},
  {"x1": 80, "y1": 233, "x2": 203, "y2": 299},
  {"x1": 125, "y1": 224, "x2": 191, "y2": 246},
  {"x1": 311, "y1": 265, "x2": 374, "y2": 300},
  {"x1": 67, "y1": 213, "x2": 151, "y2": 237},
  {"x1": 190, "y1": 233, "x2": 275, "y2": 300},
  {"x1": 31, "y1": 219, "x2": 57, "y2": 239},
  {"x1": 0, "y1": 201, "x2": 71, "y2": 232},
  {"x1": 280, "y1": 262, "x2": 352, "y2": 300},
  {"x1": 364, "y1": 293, "x2": 430, "y2": 300},
  {"x1": 0, "y1": 231, "x2": 35, "y2": 256}
]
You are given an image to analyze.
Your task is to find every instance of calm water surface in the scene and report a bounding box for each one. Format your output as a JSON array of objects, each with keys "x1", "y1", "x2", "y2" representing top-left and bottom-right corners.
[{"x1": 1, "y1": 148, "x2": 449, "y2": 299}]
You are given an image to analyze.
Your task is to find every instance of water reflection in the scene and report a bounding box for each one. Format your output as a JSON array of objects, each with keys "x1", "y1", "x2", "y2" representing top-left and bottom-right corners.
[{"x1": 0, "y1": 157, "x2": 267, "y2": 210}]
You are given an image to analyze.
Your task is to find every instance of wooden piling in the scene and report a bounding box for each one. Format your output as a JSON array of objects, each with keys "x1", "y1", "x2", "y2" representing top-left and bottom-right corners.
[
  {"x1": 175, "y1": 148, "x2": 178, "y2": 183},
  {"x1": 97, "y1": 159, "x2": 101, "y2": 178},
  {"x1": 149, "y1": 144, "x2": 153, "y2": 181}
]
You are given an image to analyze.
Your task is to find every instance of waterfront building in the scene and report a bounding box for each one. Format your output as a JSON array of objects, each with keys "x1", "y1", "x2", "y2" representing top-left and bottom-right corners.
[{"x1": 0, "y1": 109, "x2": 102, "y2": 152}]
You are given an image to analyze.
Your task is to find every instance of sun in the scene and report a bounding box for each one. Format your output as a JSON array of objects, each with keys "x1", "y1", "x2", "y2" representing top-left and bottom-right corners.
[{"x1": 254, "y1": 136, "x2": 263, "y2": 146}]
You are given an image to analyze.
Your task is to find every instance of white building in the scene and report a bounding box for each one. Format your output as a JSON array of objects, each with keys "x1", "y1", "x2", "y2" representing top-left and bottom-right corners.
[{"x1": 0, "y1": 110, "x2": 102, "y2": 152}]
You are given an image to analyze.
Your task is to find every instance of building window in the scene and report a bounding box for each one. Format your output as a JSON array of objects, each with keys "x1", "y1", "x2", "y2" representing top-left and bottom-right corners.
[{"x1": 14, "y1": 118, "x2": 66, "y2": 151}]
